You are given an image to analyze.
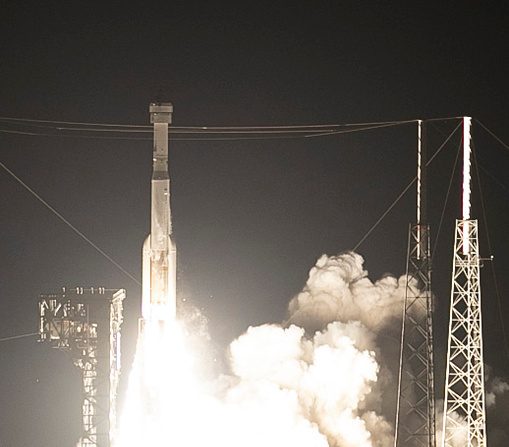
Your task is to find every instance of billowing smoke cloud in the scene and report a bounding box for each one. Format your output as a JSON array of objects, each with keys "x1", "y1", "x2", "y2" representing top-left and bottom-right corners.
[
  {"x1": 118, "y1": 251, "x2": 409, "y2": 447},
  {"x1": 486, "y1": 368, "x2": 509, "y2": 408},
  {"x1": 118, "y1": 251, "x2": 508, "y2": 447},
  {"x1": 225, "y1": 322, "x2": 392, "y2": 447},
  {"x1": 287, "y1": 252, "x2": 405, "y2": 334},
  {"x1": 485, "y1": 368, "x2": 509, "y2": 445},
  {"x1": 281, "y1": 252, "x2": 407, "y2": 446}
]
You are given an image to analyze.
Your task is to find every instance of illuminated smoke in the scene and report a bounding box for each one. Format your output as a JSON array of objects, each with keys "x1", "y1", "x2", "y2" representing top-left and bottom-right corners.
[
  {"x1": 284, "y1": 252, "x2": 406, "y2": 446},
  {"x1": 287, "y1": 252, "x2": 405, "y2": 332},
  {"x1": 435, "y1": 402, "x2": 468, "y2": 447},
  {"x1": 117, "y1": 252, "x2": 412, "y2": 447},
  {"x1": 486, "y1": 369, "x2": 509, "y2": 408}
]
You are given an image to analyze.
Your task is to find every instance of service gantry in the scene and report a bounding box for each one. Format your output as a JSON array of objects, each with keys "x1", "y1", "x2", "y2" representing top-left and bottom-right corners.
[{"x1": 38, "y1": 287, "x2": 125, "y2": 447}]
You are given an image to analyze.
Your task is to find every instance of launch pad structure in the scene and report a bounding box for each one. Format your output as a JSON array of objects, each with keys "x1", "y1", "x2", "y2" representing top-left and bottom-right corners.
[{"x1": 38, "y1": 287, "x2": 125, "y2": 447}]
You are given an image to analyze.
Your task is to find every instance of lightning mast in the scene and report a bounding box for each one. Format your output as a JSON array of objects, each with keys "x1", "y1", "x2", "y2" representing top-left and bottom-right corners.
[
  {"x1": 395, "y1": 120, "x2": 436, "y2": 447},
  {"x1": 442, "y1": 117, "x2": 487, "y2": 447}
]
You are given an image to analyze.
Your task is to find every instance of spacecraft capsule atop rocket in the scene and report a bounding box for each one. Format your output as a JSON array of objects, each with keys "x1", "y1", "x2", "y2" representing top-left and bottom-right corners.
[{"x1": 141, "y1": 102, "x2": 177, "y2": 323}]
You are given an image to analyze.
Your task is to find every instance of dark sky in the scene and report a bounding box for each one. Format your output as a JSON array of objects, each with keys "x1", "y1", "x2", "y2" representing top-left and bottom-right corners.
[{"x1": 1, "y1": 2, "x2": 508, "y2": 446}]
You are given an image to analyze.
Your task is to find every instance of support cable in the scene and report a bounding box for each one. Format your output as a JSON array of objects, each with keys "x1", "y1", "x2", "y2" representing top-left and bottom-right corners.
[
  {"x1": 393, "y1": 226, "x2": 412, "y2": 447},
  {"x1": 0, "y1": 116, "x2": 467, "y2": 278},
  {"x1": 0, "y1": 129, "x2": 151, "y2": 141},
  {"x1": 303, "y1": 121, "x2": 413, "y2": 137},
  {"x1": 0, "y1": 115, "x2": 416, "y2": 130},
  {"x1": 0, "y1": 332, "x2": 38, "y2": 342},
  {"x1": 0, "y1": 160, "x2": 141, "y2": 286},
  {"x1": 0, "y1": 121, "x2": 417, "y2": 141},
  {"x1": 353, "y1": 121, "x2": 462, "y2": 251},
  {"x1": 1, "y1": 129, "x2": 321, "y2": 142},
  {"x1": 431, "y1": 137, "x2": 463, "y2": 260},
  {"x1": 0, "y1": 116, "x2": 149, "y2": 128},
  {"x1": 478, "y1": 164, "x2": 509, "y2": 196},
  {"x1": 475, "y1": 120, "x2": 509, "y2": 153},
  {"x1": 472, "y1": 141, "x2": 509, "y2": 367},
  {"x1": 353, "y1": 178, "x2": 415, "y2": 252}
]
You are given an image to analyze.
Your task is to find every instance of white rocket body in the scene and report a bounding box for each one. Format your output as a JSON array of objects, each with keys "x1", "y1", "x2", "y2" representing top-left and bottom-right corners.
[{"x1": 141, "y1": 103, "x2": 176, "y2": 323}]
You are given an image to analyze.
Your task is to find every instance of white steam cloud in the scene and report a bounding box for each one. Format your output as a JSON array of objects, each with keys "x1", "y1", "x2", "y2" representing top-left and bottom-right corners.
[
  {"x1": 287, "y1": 252, "x2": 405, "y2": 332},
  {"x1": 118, "y1": 251, "x2": 409, "y2": 447},
  {"x1": 117, "y1": 251, "x2": 508, "y2": 446},
  {"x1": 225, "y1": 322, "x2": 390, "y2": 447}
]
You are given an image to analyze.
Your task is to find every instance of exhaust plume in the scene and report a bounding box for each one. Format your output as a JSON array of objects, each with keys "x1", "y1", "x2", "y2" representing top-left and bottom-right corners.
[
  {"x1": 118, "y1": 251, "x2": 408, "y2": 446},
  {"x1": 117, "y1": 251, "x2": 509, "y2": 446}
]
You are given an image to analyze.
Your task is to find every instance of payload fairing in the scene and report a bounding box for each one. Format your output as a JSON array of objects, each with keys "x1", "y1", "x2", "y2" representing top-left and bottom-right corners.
[{"x1": 141, "y1": 103, "x2": 177, "y2": 324}]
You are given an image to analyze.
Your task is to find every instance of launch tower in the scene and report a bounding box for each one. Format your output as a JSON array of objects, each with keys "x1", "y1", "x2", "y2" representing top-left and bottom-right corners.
[{"x1": 38, "y1": 287, "x2": 125, "y2": 447}]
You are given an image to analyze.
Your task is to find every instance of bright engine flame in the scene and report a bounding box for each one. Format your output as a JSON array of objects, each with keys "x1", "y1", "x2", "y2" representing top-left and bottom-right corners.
[{"x1": 116, "y1": 320, "x2": 214, "y2": 447}]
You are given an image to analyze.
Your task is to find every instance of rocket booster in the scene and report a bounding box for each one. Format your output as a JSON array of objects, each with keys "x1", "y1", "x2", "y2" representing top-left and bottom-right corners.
[{"x1": 141, "y1": 102, "x2": 176, "y2": 323}]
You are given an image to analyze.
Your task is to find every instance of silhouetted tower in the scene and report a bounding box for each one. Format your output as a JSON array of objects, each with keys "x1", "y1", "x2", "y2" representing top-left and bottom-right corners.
[
  {"x1": 395, "y1": 120, "x2": 436, "y2": 447},
  {"x1": 442, "y1": 117, "x2": 487, "y2": 447}
]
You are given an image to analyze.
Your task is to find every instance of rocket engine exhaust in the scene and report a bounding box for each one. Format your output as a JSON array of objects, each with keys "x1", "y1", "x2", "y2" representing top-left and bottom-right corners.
[{"x1": 140, "y1": 102, "x2": 176, "y2": 328}]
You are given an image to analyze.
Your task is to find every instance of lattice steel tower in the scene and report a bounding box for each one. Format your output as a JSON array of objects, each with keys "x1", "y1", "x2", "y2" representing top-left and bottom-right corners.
[
  {"x1": 442, "y1": 117, "x2": 487, "y2": 447},
  {"x1": 395, "y1": 120, "x2": 436, "y2": 447}
]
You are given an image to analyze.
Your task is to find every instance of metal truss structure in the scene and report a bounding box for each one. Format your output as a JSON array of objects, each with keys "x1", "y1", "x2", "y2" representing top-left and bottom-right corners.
[
  {"x1": 395, "y1": 223, "x2": 436, "y2": 447},
  {"x1": 38, "y1": 287, "x2": 125, "y2": 447},
  {"x1": 395, "y1": 119, "x2": 436, "y2": 447},
  {"x1": 442, "y1": 220, "x2": 487, "y2": 447}
]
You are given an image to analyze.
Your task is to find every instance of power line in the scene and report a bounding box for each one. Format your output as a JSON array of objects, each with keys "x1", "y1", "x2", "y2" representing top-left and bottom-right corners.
[
  {"x1": 0, "y1": 115, "x2": 417, "y2": 130},
  {"x1": 43, "y1": 125, "x2": 411, "y2": 134},
  {"x1": 0, "y1": 115, "x2": 466, "y2": 143},
  {"x1": 0, "y1": 160, "x2": 141, "y2": 286},
  {"x1": 0, "y1": 121, "x2": 419, "y2": 142},
  {"x1": 0, "y1": 128, "x2": 367, "y2": 142},
  {"x1": 40, "y1": 121, "x2": 417, "y2": 134},
  {"x1": 0, "y1": 119, "x2": 415, "y2": 141}
]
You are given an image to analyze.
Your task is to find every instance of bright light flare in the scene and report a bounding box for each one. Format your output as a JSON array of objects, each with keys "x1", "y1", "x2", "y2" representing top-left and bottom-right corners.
[{"x1": 116, "y1": 320, "x2": 213, "y2": 447}]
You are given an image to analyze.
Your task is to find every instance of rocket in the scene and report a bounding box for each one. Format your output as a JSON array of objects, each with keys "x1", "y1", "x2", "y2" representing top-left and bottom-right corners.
[{"x1": 141, "y1": 102, "x2": 176, "y2": 324}]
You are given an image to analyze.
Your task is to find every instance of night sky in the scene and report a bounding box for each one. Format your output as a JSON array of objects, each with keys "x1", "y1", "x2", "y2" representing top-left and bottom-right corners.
[{"x1": 1, "y1": 3, "x2": 508, "y2": 446}]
